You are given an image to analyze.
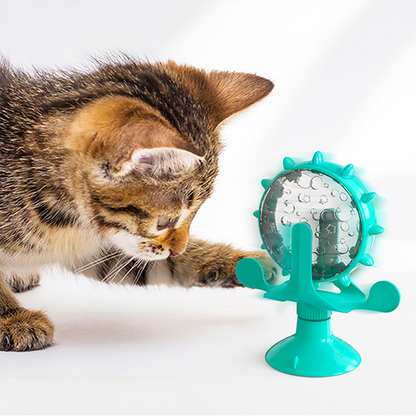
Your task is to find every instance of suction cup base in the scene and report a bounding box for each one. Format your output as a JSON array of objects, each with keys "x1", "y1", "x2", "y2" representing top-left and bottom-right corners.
[{"x1": 265, "y1": 317, "x2": 361, "y2": 377}]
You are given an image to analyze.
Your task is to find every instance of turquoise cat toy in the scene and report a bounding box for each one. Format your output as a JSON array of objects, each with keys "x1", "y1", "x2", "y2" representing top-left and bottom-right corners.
[{"x1": 236, "y1": 151, "x2": 400, "y2": 377}]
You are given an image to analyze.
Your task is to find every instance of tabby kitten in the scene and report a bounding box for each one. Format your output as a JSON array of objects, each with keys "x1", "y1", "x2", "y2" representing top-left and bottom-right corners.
[{"x1": 0, "y1": 57, "x2": 276, "y2": 352}]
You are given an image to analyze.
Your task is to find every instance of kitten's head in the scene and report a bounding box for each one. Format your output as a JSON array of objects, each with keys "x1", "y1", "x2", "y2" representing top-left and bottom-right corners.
[{"x1": 64, "y1": 62, "x2": 273, "y2": 260}]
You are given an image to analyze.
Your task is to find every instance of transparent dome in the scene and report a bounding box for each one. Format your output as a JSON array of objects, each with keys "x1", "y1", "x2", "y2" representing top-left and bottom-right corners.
[{"x1": 259, "y1": 169, "x2": 362, "y2": 280}]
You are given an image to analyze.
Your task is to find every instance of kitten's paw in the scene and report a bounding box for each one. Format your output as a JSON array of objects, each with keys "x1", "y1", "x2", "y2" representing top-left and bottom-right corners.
[
  {"x1": 6, "y1": 273, "x2": 41, "y2": 293},
  {"x1": 248, "y1": 254, "x2": 280, "y2": 286},
  {"x1": 199, "y1": 268, "x2": 240, "y2": 288},
  {"x1": 197, "y1": 251, "x2": 279, "y2": 288},
  {"x1": 236, "y1": 251, "x2": 280, "y2": 287},
  {"x1": 0, "y1": 309, "x2": 54, "y2": 351},
  {"x1": 170, "y1": 239, "x2": 280, "y2": 288}
]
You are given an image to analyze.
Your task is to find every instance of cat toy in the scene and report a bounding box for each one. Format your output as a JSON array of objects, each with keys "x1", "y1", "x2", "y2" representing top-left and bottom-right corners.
[{"x1": 236, "y1": 151, "x2": 400, "y2": 377}]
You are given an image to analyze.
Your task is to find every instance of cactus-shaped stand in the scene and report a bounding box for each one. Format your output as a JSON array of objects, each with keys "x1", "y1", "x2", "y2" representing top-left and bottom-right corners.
[{"x1": 236, "y1": 151, "x2": 400, "y2": 377}]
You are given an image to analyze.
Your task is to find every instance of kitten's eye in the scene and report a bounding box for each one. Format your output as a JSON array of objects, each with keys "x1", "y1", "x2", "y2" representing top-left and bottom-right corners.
[{"x1": 157, "y1": 217, "x2": 177, "y2": 231}]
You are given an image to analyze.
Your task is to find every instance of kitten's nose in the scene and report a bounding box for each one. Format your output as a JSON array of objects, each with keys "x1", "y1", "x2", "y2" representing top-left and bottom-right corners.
[{"x1": 167, "y1": 227, "x2": 189, "y2": 257}]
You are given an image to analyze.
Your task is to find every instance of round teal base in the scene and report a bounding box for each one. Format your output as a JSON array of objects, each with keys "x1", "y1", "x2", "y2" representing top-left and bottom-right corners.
[{"x1": 265, "y1": 317, "x2": 361, "y2": 377}]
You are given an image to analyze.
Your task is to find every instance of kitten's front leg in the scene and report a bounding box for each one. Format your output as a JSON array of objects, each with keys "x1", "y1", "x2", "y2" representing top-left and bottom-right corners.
[
  {"x1": 0, "y1": 272, "x2": 54, "y2": 351},
  {"x1": 167, "y1": 238, "x2": 278, "y2": 288}
]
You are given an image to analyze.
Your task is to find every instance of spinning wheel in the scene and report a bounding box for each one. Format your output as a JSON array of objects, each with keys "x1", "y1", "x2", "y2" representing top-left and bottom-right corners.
[{"x1": 236, "y1": 151, "x2": 400, "y2": 377}]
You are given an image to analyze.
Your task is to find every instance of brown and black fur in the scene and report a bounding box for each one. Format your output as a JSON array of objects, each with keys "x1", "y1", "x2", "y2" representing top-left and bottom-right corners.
[{"x1": 0, "y1": 56, "x2": 276, "y2": 351}]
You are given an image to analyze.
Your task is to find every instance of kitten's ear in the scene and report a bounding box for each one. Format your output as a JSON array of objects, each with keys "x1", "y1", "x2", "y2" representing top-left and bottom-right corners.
[
  {"x1": 206, "y1": 71, "x2": 274, "y2": 125},
  {"x1": 121, "y1": 147, "x2": 203, "y2": 179},
  {"x1": 166, "y1": 62, "x2": 274, "y2": 126},
  {"x1": 66, "y1": 95, "x2": 204, "y2": 179}
]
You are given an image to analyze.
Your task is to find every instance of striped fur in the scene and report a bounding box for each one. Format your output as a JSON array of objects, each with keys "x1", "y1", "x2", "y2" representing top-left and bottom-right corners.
[{"x1": 0, "y1": 56, "x2": 275, "y2": 351}]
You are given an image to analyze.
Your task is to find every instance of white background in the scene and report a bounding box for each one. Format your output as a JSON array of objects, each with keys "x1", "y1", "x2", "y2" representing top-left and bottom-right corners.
[{"x1": 0, "y1": 0, "x2": 415, "y2": 414}]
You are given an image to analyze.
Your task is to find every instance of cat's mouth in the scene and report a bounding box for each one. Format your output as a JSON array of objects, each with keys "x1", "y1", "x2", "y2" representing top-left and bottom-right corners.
[
  {"x1": 108, "y1": 231, "x2": 170, "y2": 261},
  {"x1": 131, "y1": 250, "x2": 170, "y2": 261}
]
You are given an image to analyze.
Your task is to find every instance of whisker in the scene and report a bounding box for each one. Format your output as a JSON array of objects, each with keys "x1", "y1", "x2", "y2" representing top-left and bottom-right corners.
[
  {"x1": 74, "y1": 251, "x2": 123, "y2": 274},
  {"x1": 101, "y1": 255, "x2": 126, "y2": 283},
  {"x1": 131, "y1": 259, "x2": 148, "y2": 285},
  {"x1": 118, "y1": 259, "x2": 142, "y2": 285},
  {"x1": 137, "y1": 259, "x2": 151, "y2": 283},
  {"x1": 103, "y1": 257, "x2": 133, "y2": 284}
]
